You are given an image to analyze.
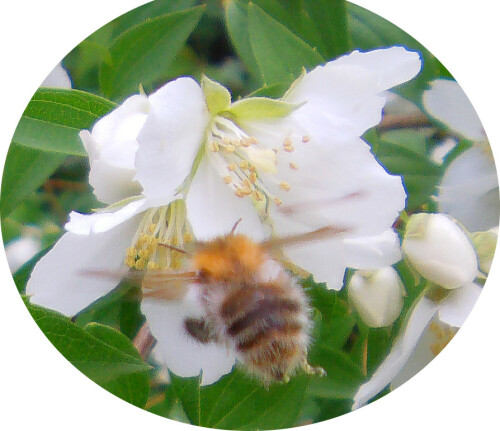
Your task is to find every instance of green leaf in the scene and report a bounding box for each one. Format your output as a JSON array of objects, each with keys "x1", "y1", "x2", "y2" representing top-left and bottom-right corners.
[
  {"x1": 373, "y1": 130, "x2": 444, "y2": 210},
  {"x1": 201, "y1": 75, "x2": 232, "y2": 115},
  {"x1": 224, "y1": 0, "x2": 262, "y2": 83},
  {"x1": 12, "y1": 88, "x2": 116, "y2": 156},
  {"x1": 303, "y1": 0, "x2": 350, "y2": 58},
  {"x1": 224, "y1": 97, "x2": 302, "y2": 121},
  {"x1": 0, "y1": 143, "x2": 66, "y2": 216},
  {"x1": 85, "y1": 323, "x2": 150, "y2": 407},
  {"x1": 171, "y1": 370, "x2": 309, "y2": 429},
  {"x1": 247, "y1": 2, "x2": 324, "y2": 85},
  {"x1": 26, "y1": 302, "x2": 151, "y2": 407},
  {"x1": 99, "y1": 6, "x2": 205, "y2": 100}
]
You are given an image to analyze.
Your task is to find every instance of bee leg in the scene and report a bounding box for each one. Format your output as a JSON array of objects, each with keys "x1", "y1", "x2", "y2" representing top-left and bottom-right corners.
[
  {"x1": 301, "y1": 359, "x2": 327, "y2": 377},
  {"x1": 184, "y1": 318, "x2": 217, "y2": 344}
]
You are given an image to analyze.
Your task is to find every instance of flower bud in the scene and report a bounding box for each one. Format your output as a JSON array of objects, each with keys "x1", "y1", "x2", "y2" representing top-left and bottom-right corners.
[
  {"x1": 402, "y1": 213, "x2": 478, "y2": 289},
  {"x1": 471, "y1": 227, "x2": 498, "y2": 274},
  {"x1": 348, "y1": 267, "x2": 406, "y2": 328}
]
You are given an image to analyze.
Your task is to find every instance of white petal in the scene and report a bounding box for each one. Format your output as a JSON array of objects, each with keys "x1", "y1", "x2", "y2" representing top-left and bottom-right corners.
[
  {"x1": 344, "y1": 229, "x2": 402, "y2": 269},
  {"x1": 270, "y1": 209, "x2": 347, "y2": 290},
  {"x1": 352, "y1": 297, "x2": 438, "y2": 409},
  {"x1": 41, "y1": 63, "x2": 72, "y2": 88},
  {"x1": 333, "y1": 47, "x2": 422, "y2": 93},
  {"x1": 26, "y1": 216, "x2": 140, "y2": 316},
  {"x1": 186, "y1": 157, "x2": 267, "y2": 241},
  {"x1": 135, "y1": 78, "x2": 210, "y2": 205},
  {"x1": 65, "y1": 198, "x2": 147, "y2": 235},
  {"x1": 423, "y1": 79, "x2": 486, "y2": 141},
  {"x1": 437, "y1": 146, "x2": 499, "y2": 232},
  {"x1": 438, "y1": 282, "x2": 482, "y2": 327},
  {"x1": 141, "y1": 287, "x2": 236, "y2": 385},
  {"x1": 89, "y1": 94, "x2": 149, "y2": 169},
  {"x1": 285, "y1": 47, "x2": 421, "y2": 137},
  {"x1": 5, "y1": 236, "x2": 41, "y2": 273}
]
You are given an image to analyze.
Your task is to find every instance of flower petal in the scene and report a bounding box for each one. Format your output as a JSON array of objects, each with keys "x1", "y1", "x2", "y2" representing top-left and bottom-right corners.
[
  {"x1": 186, "y1": 157, "x2": 267, "y2": 241},
  {"x1": 423, "y1": 79, "x2": 486, "y2": 141},
  {"x1": 135, "y1": 77, "x2": 210, "y2": 205},
  {"x1": 438, "y1": 282, "x2": 482, "y2": 327},
  {"x1": 437, "y1": 146, "x2": 499, "y2": 232},
  {"x1": 141, "y1": 287, "x2": 237, "y2": 385},
  {"x1": 344, "y1": 229, "x2": 402, "y2": 269},
  {"x1": 285, "y1": 47, "x2": 421, "y2": 137},
  {"x1": 270, "y1": 209, "x2": 347, "y2": 290},
  {"x1": 352, "y1": 297, "x2": 438, "y2": 409},
  {"x1": 26, "y1": 216, "x2": 140, "y2": 316},
  {"x1": 65, "y1": 198, "x2": 147, "y2": 235}
]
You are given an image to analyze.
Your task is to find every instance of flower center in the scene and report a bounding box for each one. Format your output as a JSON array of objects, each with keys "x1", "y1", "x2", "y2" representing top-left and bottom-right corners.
[
  {"x1": 206, "y1": 116, "x2": 302, "y2": 208},
  {"x1": 125, "y1": 199, "x2": 192, "y2": 271}
]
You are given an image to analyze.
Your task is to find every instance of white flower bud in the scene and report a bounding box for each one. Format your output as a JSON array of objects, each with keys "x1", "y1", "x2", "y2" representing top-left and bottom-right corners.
[
  {"x1": 471, "y1": 227, "x2": 498, "y2": 274},
  {"x1": 402, "y1": 213, "x2": 478, "y2": 289},
  {"x1": 348, "y1": 267, "x2": 406, "y2": 328}
]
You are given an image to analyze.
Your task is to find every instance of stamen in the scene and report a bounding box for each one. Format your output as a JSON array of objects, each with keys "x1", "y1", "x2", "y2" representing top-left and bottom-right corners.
[
  {"x1": 223, "y1": 176, "x2": 233, "y2": 184},
  {"x1": 280, "y1": 181, "x2": 291, "y2": 191},
  {"x1": 302, "y1": 135, "x2": 310, "y2": 143},
  {"x1": 284, "y1": 145, "x2": 294, "y2": 153},
  {"x1": 208, "y1": 141, "x2": 220, "y2": 152},
  {"x1": 228, "y1": 163, "x2": 237, "y2": 171},
  {"x1": 224, "y1": 144, "x2": 236, "y2": 153},
  {"x1": 234, "y1": 188, "x2": 246, "y2": 198},
  {"x1": 274, "y1": 197, "x2": 283, "y2": 206},
  {"x1": 289, "y1": 161, "x2": 299, "y2": 170},
  {"x1": 239, "y1": 160, "x2": 250, "y2": 170}
]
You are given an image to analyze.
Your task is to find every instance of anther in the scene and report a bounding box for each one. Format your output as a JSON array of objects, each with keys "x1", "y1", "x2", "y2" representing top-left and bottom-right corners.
[
  {"x1": 135, "y1": 258, "x2": 147, "y2": 270},
  {"x1": 248, "y1": 137, "x2": 258, "y2": 145},
  {"x1": 222, "y1": 137, "x2": 232, "y2": 146},
  {"x1": 147, "y1": 261, "x2": 160, "y2": 270},
  {"x1": 228, "y1": 163, "x2": 237, "y2": 171},
  {"x1": 284, "y1": 145, "x2": 294, "y2": 153},
  {"x1": 249, "y1": 172, "x2": 257, "y2": 184},
  {"x1": 235, "y1": 188, "x2": 245, "y2": 198},
  {"x1": 252, "y1": 190, "x2": 264, "y2": 201},
  {"x1": 274, "y1": 197, "x2": 283, "y2": 206},
  {"x1": 280, "y1": 181, "x2": 291, "y2": 191},
  {"x1": 302, "y1": 135, "x2": 310, "y2": 143},
  {"x1": 225, "y1": 144, "x2": 236, "y2": 153},
  {"x1": 239, "y1": 160, "x2": 250, "y2": 170},
  {"x1": 223, "y1": 175, "x2": 233, "y2": 184},
  {"x1": 183, "y1": 232, "x2": 194, "y2": 242},
  {"x1": 148, "y1": 224, "x2": 156, "y2": 234},
  {"x1": 289, "y1": 161, "x2": 299, "y2": 170},
  {"x1": 208, "y1": 141, "x2": 220, "y2": 152},
  {"x1": 283, "y1": 138, "x2": 292, "y2": 148}
]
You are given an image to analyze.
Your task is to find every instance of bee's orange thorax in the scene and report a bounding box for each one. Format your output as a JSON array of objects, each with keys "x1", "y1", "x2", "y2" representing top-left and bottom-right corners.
[{"x1": 193, "y1": 234, "x2": 265, "y2": 282}]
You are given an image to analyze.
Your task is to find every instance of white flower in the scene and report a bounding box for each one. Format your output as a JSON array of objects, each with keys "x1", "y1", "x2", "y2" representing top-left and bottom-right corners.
[
  {"x1": 352, "y1": 282, "x2": 482, "y2": 409},
  {"x1": 402, "y1": 213, "x2": 478, "y2": 289},
  {"x1": 424, "y1": 79, "x2": 499, "y2": 232},
  {"x1": 26, "y1": 47, "x2": 421, "y2": 384},
  {"x1": 5, "y1": 236, "x2": 41, "y2": 273},
  {"x1": 41, "y1": 63, "x2": 72, "y2": 89},
  {"x1": 348, "y1": 266, "x2": 406, "y2": 328}
]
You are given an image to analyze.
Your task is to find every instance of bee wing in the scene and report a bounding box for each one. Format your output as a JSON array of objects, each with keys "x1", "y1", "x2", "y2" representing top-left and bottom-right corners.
[
  {"x1": 81, "y1": 268, "x2": 199, "y2": 301},
  {"x1": 142, "y1": 270, "x2": 198, "y2": 301},
  {"x1": 260, "y1": 225, "x2": 350, "y2": 251}
]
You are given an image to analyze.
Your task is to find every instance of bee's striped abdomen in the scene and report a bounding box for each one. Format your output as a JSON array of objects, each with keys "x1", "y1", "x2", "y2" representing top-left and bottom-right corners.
[{"x1": 220, "y1": 279, "x2": 311, "y2": 382}]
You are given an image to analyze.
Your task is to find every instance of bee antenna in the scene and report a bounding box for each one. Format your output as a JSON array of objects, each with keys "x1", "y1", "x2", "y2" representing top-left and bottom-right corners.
[
  {"x1": 158, "y1": 243, "x2": 189, "y2": 255},
  {"x1": 230, "y1": 218, "x2": 243, "y2": 235}
]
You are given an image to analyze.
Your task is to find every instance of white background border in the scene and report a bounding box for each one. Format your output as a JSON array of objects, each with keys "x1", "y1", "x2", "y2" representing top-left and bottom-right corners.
[{"x1": 1, "y1": 1, "x2": 498, "y2": 430}]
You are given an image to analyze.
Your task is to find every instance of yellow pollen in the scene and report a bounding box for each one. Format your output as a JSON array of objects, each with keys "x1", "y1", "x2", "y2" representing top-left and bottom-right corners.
[
  {"x1": 302, "y1": 135, "x2": 310, "y2": 143},
  {"x1": 125, "y1": 256, "x2": 136, "y2": 268},
  {"x1": 252, "y1": 190, "x2": 264, "y2": 201},
  {"x1": 239, "y1": 160, "x2": 250, "y2": 170},
  {"x1": 228, "y1": 163, "x2": 237, "y2": 171},
  {"x1": 138, "y1": 233, "x2": 149, "y2": 247},
  {"x1": 139, "y1": 249, "x2": 151, "y2": 259},
  {"x1": 249, "y1": 137, "x2": 258, "y2": 145},
  {"x1": 235, "y1": 188, "x2": 245, "y2": 198},
  {"x1": 222, "y1": 137, "x2": 231, "y2": 146},
  {"x1": 225, "y1": 144, "x2": 236, "y2": 153},
  {"x1": 147, "y1": 261, "x2": 160, "y2": 270},
  {"x1": 223, "y1": 175, "x2": 233, "y2": 184},
  {"x1": 274, "y1": 197, "x2": 283, "y2": 206},
  {"x1": 126, "y1": 247, "x2": 137, "y2": 258},
  {"x1": 241, "y1": 138, "x2": 251, "y2": 147},
  {"x1": 289, "y1": 161, "x2": 299, "y2": 170},
  {"x1": 135, "y1": 258, "x2": 147, "y2": 270},
  {"x1": 208, "y1": 141, "x2": 220, "y2": 152},
  {"x1": 148, "y1": 224, "x2": 156, "y2": 234},
  {"x1": 280, "y1": 181, "x2": 291, "y2": 191},
  {"x1": 283, "y1": 138, "x2": 293, "y2": 148},
  {"x1": 249, "y1": 172, "x2": 257, "y2": 184},
  {"x1": 284, "y1": 145, "x2": 294, "y2": 153}
]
